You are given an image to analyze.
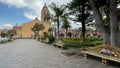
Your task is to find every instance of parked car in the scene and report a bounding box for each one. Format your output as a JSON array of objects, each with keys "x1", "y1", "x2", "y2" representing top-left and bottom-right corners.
[
  {"x1": 0, "y1": 37, "x2": 4, "y2": 42},
  {"x1": 0, "y1": 37, "x2": 8, "y2": 42}
]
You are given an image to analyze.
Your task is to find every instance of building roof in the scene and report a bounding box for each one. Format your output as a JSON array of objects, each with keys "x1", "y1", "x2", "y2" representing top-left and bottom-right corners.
[
  {"x1": 32, "y1": 17, "x2": 40, "y2": 22},
  {"x1": 12, "y1": 25, "x2": 21, "y2": 30}
]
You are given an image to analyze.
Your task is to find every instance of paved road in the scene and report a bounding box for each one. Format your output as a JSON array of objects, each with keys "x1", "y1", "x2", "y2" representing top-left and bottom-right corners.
[{"x1": 0, "y1": 39, "x2": 119, "y2": 68}]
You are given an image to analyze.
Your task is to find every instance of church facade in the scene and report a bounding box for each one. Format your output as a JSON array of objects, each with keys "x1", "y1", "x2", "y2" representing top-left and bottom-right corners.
[{"x1": 14, "y1": 4, "x2": 51, "y2": 38}]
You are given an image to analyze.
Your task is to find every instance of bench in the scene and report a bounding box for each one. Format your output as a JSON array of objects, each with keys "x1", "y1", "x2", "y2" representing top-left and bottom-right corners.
[
  {"x1": 53, "y1": 43, "x2": 67, "y2": 50},
  {"x1": 81, "y1": 51, "x2": 120, "y2": 66}
]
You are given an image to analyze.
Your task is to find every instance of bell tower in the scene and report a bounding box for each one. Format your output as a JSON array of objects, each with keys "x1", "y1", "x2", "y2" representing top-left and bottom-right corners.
[{"x1": 41, "y1": 3, "x2": 50, "y2": 22}]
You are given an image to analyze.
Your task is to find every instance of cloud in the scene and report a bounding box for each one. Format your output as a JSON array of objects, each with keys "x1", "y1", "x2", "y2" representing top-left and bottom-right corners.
[
  {"x1": 0, "y1": 0, "x2": 71, "y2": 20},
  {"x1": 24, "y1": 11, "x2": 37, "y2": 20},
  {"x1": 0, "y1": 0, "x2": 27, "y2": 8},
  {"x1": 71, "y1": 22, "x2": 81, "y2": 29},
  {"x1": 1, "y1": 24, "x2": 14, "y2": 29}
]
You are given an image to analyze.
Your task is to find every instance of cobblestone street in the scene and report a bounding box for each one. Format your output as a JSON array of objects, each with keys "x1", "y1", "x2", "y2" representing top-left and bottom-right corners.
[{"x1": 0, "y1": 39, "x2": 119, "y2": 68}]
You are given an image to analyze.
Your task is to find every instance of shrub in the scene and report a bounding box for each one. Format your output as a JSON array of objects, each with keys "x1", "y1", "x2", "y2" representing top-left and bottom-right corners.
[
  {"x1": 62, "y1": 38, "x2": 103, "y2": 48},
  {"x1": 43, "y1": 32, "x2": 49, "y2": 40},
  {"x1": 91, "y1": 41, "x2": 103, "y2": 46},
  {"x1": 48, "y1": 35, "x2": 55, "y2": 43}
]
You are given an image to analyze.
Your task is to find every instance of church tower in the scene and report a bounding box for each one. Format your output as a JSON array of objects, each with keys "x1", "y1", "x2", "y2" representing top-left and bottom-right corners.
[{"x1": 41, "y1": 3, "x2": 50, "y2": 23}]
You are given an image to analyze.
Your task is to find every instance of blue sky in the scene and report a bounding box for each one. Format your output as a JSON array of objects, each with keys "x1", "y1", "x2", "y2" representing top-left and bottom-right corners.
[
  {"x1": 0, "y1": 2, "x2": 30, "y2": 26},
  {"x1": 0, "y1": 0, "x2": 80, "y2": 29}
]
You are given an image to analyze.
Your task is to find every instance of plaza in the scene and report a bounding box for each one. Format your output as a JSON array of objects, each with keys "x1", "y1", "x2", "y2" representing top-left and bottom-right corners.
[{"x1": 0, "y1": 39, "x2": 119, "y2": 68}]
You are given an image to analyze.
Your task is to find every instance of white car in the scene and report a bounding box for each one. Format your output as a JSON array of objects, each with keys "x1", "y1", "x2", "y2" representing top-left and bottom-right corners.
[
  {"x1": 0, "y1": 37, "x2": 4, "y2": 42},
  {"x1": 0, "y1": 37, "x2": 8, "y2": 42}
]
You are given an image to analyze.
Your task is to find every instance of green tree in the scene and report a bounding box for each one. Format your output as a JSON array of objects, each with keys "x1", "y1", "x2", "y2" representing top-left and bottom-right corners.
[
  {"x1": 88, "y1": 0, "x2": 112, "y2": 45},
  {"x1": 31, "y1": 23, "x2": 45, "y2": 39},
  {"x1": 48, "y1": 3, "x2": 67, "y2": 40},
  {"x1": 43, "y1": 32, "x2": 49, "y2": 40},
  {"x1": 48, "y1": 27, "x2": 53, "y2": 35},
  {"x1": 89, "y1": 0, "x2": 120, "y2": 47},
  {"x1": 7, "y1": 29, "x2": 16, "y2": 37},
  {"x1": 1, "y1": 31, "x2": 7, "y2": 38},
  {"x1": 61, "y1": 19, "x2": 71, "y2": 38},
  {"x1": 7, "y1": 29, "x2": 16, "y2": 40},
  {"x1": 67, "y1": 0, "x2": 93, "y2": 41}
]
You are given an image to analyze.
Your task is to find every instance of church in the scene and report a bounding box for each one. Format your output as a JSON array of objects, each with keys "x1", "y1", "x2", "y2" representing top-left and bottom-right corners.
[{"x1": 13, "y1": 4, "x2": 51, "y2": 38}]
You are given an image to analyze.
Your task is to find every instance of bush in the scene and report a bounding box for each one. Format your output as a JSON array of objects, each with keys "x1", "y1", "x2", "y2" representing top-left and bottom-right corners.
[
  {"x1": 91, "y1": 41, "x2": 103, "y2": 46},
  {"x1": 43, "y1": 32, "x2": 49, "y2": 40},
  {"x1": 62, "y1": 38, "x2": 103, "y2": 48},
  {"x1": 86, "y1": 36, "x2": 102, "y2": 41},
  {"x1": 48, "y1": 36, "x2": 55, "y2": 43}
]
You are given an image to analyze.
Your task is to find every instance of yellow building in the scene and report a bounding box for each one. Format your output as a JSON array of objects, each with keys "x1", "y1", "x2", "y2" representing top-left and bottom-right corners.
[{"x1": 16, "y1": 4, "x2": 50, "y2": 38}]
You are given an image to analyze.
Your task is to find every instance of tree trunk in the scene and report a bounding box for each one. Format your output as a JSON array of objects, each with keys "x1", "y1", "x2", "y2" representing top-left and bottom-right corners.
[
  {"x1": 66, "y1": 28, "x2": 68, "y2": 38},
  {"x1": 110, "y1": 0, "x2": 119, "y2": 47},
  {"x1": 89, "y1": 0, "x2": 108, "y2": 44},
  {"x1": 104, "y1": 7, "x2": 111, "y2": 45},
  {"x1": 81, "y1": 22, "x2": 86, "y2": 41},
  {"x1": 81, "y1": 0, "x2": 86, "y2": 41},
  {"x1": 37, "y1": 31, "x2": 40, "y2": 41},
  {"x1": 54, "y1": 28, "x2": 57, "y2": 38},
  {"x1": 118, "y1": 31, "x2": 120, "y2": 47},
  {"x1": 57, "y1": 17, "x2": 60, "y2": 40},
  {"x1": 104, "y1": 26, "x2": 110, "y2": 44}
]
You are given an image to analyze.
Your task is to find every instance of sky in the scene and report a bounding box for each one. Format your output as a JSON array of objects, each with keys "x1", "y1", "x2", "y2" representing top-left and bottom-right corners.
[{"x1": 0, "y1": 0, "x2": 81, "y2": 29}]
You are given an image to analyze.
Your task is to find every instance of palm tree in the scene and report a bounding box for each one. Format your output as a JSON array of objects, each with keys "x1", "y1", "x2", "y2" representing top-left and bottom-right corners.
[
  {"x1": 31, "y1": 23, "x2": 45, "y2": 39},
  {"x1": 48, "y1": 3, "x2": 67, "y2": 40},
  {"x1": 62, "y1": 19, "x2": 71, "y2": 38}
]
